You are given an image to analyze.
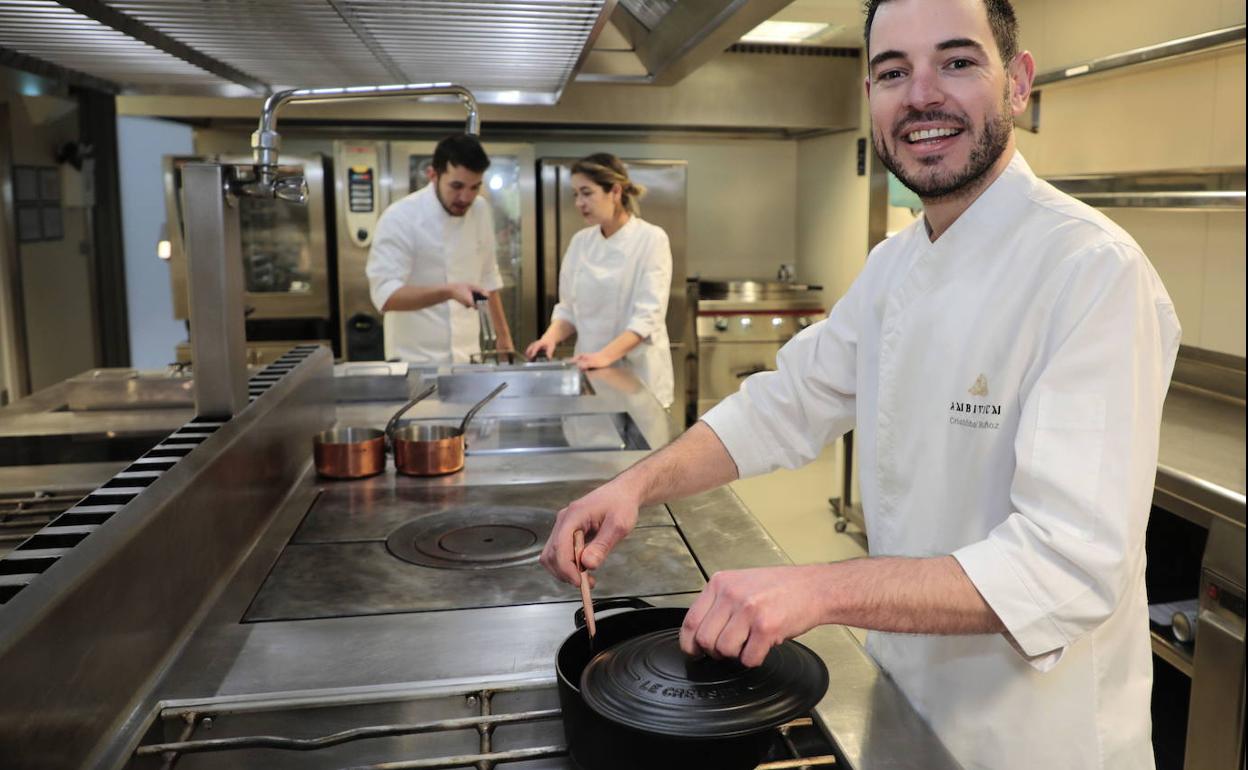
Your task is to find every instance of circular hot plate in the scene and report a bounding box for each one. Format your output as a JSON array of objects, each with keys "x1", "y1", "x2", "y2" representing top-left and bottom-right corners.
[{"x1": 386, "y1": 505, "x2": 555, "y2": 570}]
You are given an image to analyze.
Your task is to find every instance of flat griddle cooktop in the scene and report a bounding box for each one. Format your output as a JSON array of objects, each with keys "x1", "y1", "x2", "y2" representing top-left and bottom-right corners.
[{"x1": 243, "y1": 479, "x2": 706, "y2": 622}]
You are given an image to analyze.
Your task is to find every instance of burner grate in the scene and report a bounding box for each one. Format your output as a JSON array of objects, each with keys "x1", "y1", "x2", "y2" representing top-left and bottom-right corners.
[{"x1": 129, "y1": 682, "x2": 838, "y2": 770}]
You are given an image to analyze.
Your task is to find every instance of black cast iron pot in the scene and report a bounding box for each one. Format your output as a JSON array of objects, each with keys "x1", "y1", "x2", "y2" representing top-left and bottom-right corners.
[{"x1": 556, "y1": 597, "x2": 829, "y2": 770}]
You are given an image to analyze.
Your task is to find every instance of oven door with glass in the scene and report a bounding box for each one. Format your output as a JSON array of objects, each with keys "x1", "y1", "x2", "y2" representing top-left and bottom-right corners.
[{"x1": 163, "y1": 154, "x2": 330, "y2": 323}]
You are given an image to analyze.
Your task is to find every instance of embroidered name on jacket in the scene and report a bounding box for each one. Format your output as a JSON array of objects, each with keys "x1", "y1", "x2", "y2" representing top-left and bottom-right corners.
[{"x1": 949, "y1": 401, "x2": 1002, "y2": 415}]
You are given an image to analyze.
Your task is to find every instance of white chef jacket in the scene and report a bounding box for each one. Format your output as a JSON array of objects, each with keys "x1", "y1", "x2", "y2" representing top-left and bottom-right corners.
[
  {"x1": 551, "y1": 217, "x2": 674, "y2": 408},
  {"x1": 367, "y1": 185, "x2": 503, "y2": 364},
  {"x1": 702, "y1": 152, "x2": 1180, "y2": 770}
]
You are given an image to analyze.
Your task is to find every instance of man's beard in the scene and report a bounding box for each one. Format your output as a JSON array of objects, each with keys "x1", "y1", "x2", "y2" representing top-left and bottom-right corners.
[
  {"x1": 874, "y1": 97, "x2": 1013, "y2": 203},
  {"x1": 434, "y1": 181, "x2": 468, "y2": 217}
]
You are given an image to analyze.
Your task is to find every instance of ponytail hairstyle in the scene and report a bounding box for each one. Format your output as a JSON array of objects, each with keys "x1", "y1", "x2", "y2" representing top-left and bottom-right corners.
[{"x1": 570, "y1": 153, "x2": 647, "y2": 216}]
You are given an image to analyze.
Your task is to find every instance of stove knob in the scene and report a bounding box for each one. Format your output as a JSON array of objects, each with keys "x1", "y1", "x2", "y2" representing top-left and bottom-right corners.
[
  {"x1": 797, "y1": 316, "x2": 812, "y2": 329},
  {"x1": 740, "y1": 316, "x2": 752, "y2": 328},
  {"x1": 714, "y1": 316, "x2": 728, "y2": 331}
]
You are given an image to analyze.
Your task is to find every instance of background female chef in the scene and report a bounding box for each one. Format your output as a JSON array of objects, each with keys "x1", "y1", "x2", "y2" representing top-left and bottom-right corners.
[{"x1": 525, "y1": 154, "x2": 674, "y2": 409}]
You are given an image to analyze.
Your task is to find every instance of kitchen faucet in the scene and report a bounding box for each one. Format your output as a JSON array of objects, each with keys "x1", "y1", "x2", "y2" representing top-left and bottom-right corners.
[{"x1": 240, "y1": 82, "x2": 481, "y2": 202}]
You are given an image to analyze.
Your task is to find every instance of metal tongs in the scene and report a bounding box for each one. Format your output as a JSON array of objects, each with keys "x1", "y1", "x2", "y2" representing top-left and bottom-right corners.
[{"x1": 472, "y1": 290, "x2": 496, "y2": 352}]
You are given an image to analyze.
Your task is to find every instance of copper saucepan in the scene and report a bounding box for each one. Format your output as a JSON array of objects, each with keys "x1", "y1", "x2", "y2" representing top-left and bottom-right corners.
[
  {"x1": 391, "y1": 382, "x2": 508, "y2": 476},
  {"x1": 313, "y1": 384, "x2": 437, "y2": 479}
]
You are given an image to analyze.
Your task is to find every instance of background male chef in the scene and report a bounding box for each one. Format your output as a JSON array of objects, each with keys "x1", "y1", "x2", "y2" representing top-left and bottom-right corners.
[
  {"x1": 540, "y1": 0, "x2": 1181, "y2": 768},
  {"x1": 367, "y1": 133, "x2": 514, "y2": 364}
]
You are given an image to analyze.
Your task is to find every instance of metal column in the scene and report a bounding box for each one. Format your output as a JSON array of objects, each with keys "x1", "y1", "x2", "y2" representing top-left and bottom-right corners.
[{"x1": 181, "y1": 164, "x2": 248, "y2": 418}]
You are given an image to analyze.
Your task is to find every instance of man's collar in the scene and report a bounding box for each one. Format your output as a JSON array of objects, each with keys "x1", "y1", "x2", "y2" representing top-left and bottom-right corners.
[{"x1": 924, "y1": 150, "x2": 1033, "y2": 250}]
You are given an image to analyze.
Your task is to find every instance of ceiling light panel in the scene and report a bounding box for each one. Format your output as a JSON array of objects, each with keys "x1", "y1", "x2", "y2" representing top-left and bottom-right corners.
[
  {"x1": 0, "y1": 0, "x2": 234, "y2": 91},
  {"x1": 740, "y1": 20, "x2": 835, "y2": 45}
]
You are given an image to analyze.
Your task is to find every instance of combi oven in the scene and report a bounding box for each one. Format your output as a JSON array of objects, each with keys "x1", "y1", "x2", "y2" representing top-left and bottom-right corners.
[
  {"x1": 163, "y1": 154, "x2": 332, "y2": 362},
  {"x1": 162, "y1": 143, "x2": 537, "y2": 364}
]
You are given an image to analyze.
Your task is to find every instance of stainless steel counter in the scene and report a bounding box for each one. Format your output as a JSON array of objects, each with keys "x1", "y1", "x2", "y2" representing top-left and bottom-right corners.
[{"x1": 1156, "y1": 383, "x2": 1246, "y2": 528}]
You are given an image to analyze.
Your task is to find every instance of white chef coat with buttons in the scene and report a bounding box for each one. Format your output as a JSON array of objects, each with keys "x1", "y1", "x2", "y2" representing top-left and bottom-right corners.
[
  {"x1": 702, "y1": 153, "x2": 1180, "y2": 770},
  {"x1": 551, "y1": 216, "x2": 674, "y2": 408},
  {"x1": 367, "y1": 185, "x2": 503, "y2": 364}
]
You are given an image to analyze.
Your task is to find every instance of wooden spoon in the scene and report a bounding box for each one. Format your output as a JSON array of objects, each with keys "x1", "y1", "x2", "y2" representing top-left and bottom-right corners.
[{"x1": 573, "y1": 530, "x2": 597, "y2": 641}]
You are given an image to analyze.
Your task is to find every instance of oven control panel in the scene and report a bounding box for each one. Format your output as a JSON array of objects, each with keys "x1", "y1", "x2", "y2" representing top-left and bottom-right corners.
[
  {"x1": 340, "y1": 143, "x2": 381, "y2": 247},
  {"x1": 696, "y1": 311, "x2": 819, "y2": 343}
]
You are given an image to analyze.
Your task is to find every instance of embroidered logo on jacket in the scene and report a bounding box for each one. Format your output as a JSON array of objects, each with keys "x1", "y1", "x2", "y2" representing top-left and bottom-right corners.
[
  {"x1": 950, "y1": 373, "x2": 1001, "y2": 430},
  {"x1": 968, "y1": 373, "x2": 988, "y2": 397}
]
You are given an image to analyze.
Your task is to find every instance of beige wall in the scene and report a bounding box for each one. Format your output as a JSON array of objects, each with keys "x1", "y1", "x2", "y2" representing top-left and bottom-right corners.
[
  {"x1": 1014, "y1": 48, "x2": 1245, "y2": 174},
  {"x1": 1014, "y1": 0, "x2": 1246, "y2": 356},
  {"x1": 1014, "y1": 0, "x2": 1243, "y2": 71},
  {"x1": 795, "y1": 130, "x2": 870, "y2": 309},
  {"x1": 0, "y1": 86, "x2": 98, "y2": 392},
  {"x1": 530, "y1": 138, "x2": 798, "y2": 280}
]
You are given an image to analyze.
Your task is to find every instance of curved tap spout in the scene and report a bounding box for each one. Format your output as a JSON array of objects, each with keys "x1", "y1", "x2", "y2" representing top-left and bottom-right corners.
[{"x1": 248, "y1": 83, "x2": 481, "y2": 196}]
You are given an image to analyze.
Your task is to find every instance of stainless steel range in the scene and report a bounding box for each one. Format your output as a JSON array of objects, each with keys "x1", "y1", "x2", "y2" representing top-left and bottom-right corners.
[
  {"x1": 0, "y1": 358, "x2": 962, "y2": 770},
  {"x1": 695, "y1": 280, "x2": 826, "y2": 417},
  {"x1": 244, "y1": 478, "x2": 704, "y2": 622}
]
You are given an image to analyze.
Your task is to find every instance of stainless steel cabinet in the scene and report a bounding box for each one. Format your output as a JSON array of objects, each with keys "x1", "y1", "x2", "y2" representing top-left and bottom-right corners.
[{"x1": 1185, "y1": 516, "x2": 1246, "y2": 770}]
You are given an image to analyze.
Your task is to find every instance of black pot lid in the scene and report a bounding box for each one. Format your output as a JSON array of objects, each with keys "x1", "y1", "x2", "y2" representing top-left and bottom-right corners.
[{"x1": 579, "y1": 628, "x2": 829, "y2": 739}]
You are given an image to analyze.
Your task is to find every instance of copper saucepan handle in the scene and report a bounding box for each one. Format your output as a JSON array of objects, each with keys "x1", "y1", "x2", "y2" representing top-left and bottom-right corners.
[
  {"x1": 456, "y1": 381, "x2": 508, "y2": 436},
  {"x1": 384, "y1": 384, "x2": 437, "y2": 448}
]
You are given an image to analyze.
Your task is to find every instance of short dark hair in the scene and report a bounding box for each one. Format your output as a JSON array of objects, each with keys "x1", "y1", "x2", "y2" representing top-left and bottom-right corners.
[
  {"x1": 432, "y1": 134, "x2": 490, "y2": 174},
  {"x1": 863, "y1": 0, "x2": 1019, "y2": 65}
]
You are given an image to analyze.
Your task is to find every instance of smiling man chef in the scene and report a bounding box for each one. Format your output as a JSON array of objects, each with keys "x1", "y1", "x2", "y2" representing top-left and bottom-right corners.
[{"x1": 540, "y1": 0, "x2": 1181, "y2": 768}]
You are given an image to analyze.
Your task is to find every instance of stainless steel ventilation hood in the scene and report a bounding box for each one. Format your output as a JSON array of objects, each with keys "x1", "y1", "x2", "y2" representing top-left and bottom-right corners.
[
  {"x1": 580, "y1": 0, "x2": 797, "y2": 85},
  {"x1": 0, "y1": 0, "x2": 807, "y2": 103},
  {"x1": 0, "y1": 0, "x2": 618, "y2": 104}
]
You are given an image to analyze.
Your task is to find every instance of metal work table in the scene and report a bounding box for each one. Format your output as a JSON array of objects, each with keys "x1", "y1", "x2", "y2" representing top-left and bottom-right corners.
[{"x1": 1156, "y1": 383, "x2": 1246, "y2": 528}]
